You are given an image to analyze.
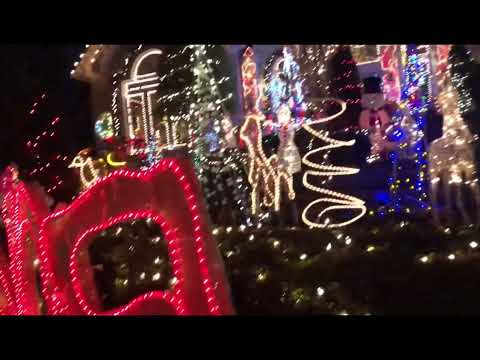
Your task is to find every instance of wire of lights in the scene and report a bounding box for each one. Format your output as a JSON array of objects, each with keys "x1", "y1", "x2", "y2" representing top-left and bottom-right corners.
[{"x1": 301, "y1": 99, "x2": 366, "y2": 228}]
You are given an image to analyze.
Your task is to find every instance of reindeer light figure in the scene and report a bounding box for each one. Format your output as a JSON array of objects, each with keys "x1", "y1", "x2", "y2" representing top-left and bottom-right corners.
[
  {"x1": 429, "y1": 45, "x2": 480, "y2": 227},
  {"x1": 240, "y1": 113, "x2": 295, "y2": 215}
]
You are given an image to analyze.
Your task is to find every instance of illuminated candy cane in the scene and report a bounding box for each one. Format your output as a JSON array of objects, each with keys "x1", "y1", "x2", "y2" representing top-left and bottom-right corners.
[{"x1": 301, "y1": 99, "x2": 367, "y2": 228}]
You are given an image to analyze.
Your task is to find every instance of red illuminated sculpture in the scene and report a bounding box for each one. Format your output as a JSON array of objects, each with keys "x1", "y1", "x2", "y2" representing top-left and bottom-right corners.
[{"x1": 0, "y1": 158, "x2": 235, "y2": 315}]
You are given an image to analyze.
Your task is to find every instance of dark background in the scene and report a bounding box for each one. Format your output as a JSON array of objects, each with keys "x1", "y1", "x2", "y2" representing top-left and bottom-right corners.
[{"x1": 0, "y1": 45, "x2": 93, "y2": 170}]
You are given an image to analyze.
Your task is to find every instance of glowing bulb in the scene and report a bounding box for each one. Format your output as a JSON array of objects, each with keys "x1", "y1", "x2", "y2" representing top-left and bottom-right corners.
[
  {"x1": 448, "y1": 254, "x2": 455, "y2": 260},
  {"x1": 299, "y1": 253, "x2": 308, "y2": 261},
  {"x1": 345, "y1": 236, "x2": 352, "y2": 245},
  {"x1": 470, "y1": 241, "x2": 478, "y2": 249},
  {"x1": 326, "y1": 242, "x2": 332, "y2": 251},
  {"x1": 139, "y1": 272, "x2": 146, "y2": 280},
  {"x1": 249, "y1": 235, "x2": 255, "y2": 242},
  {"x1": 273, "y1": 240, "x2": 280, "y2": 248},
  {"x1": 316, "y1": 287, "x2": 325, "y2": 297},
  {"x1": 212, "y1": 228, "x2": 219, "y2": 235},
  {"x1": 226, "y1": 226, "x2": 233, "y2": 233},
  {"x1": 420, "y1": 256, "x2": 429, "y2": 263},
  {"x1": 152, "y1": 273, "x2": 161, "y2": 281},
  {"x1": 367, "y1": 245, "x2": 375, "y2": 252}
]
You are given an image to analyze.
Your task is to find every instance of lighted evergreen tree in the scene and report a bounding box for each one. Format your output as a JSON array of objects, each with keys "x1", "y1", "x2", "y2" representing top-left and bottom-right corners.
[{"x1": 189, "y1": 45, "x2": 234, "y2": 164}]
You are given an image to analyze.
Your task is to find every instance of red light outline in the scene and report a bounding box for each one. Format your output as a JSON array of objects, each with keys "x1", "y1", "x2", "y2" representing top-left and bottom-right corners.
[
  {"x1": 69, "y1": 211, "x2": 186, "y2": 315},
  {"x1": 37, "y1": 159, "x2": 222, "y2": 315}
]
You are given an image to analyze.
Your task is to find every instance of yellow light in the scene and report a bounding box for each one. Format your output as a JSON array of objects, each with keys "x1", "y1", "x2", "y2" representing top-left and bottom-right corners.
[
  {"x1": 106, "y1": 152, "x2": 127, "y2": 167},
  {"x1": 240, "y1": 113, "x2": 295, "y2": 215},
  {"x1": 367, "y1": 245, "x2": 375, "y2": 252},
  {"x1": 301, "y1": 98, "x2": 366, "y2": 228},
  {"x1": 420, "y1": 256, "x2": 429, "y2": 263}
]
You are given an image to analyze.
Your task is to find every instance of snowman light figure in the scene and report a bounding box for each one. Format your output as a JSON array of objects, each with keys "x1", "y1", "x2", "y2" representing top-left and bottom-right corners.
[{"x1": 358, "y1": 77, "x2": 396, "y2": 163}]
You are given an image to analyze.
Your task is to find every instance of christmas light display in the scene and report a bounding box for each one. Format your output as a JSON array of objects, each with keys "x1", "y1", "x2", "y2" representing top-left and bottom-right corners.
[
  {"x1": 449, "y1": 45, "x2": 475, "y2": 115},
  {"x1": 301, "y1": 99, "x2": 366, "y2": 228},
  {"x1": 1, "y1": 166, "x2": 48, "y2": 315},
  {"x1": 290, "y1": 45, "x2": 337, "y2": 101},
  {"x1": 429, "y1": 45, "x2": 480, "y2": 227},
  {"x1": 241, "y1": 46, "x2": 260, "y2": 113},
  {"x1": 69, "y1": 211, "x2": 186, "y2": 315},
  {"x1": 121, "y1": 48, "x2": 163, "y2": 162},
  {"x1": 380, "y1": 45, "x2": 401, "y2": 103},
  {"x1": 68, "y1": 152, "x2": 102, "y2": 190},
  {"x1": 189, "y1": 45, "x2": 233, "y2": 159},
  {"x1": 106, "y1": 153, "x2": 127, "y2": 167},
  {"x1": 240, "y1": 113, "x2": 295, "y2": 215},
  {"x1": 94, "y1": 112, "x2": 115, "y2": 140},
  {"x1": 37, "y1": 158, "x2": 234, "y2": 315},
  {"x1": 388, "y1": 45, "x2": 430, "y2": 213},
  {"x1": 277, "y1": 104, "x2": 302, "y2": 175},
  {"x1": 0, "y1": 253, "x2": 15, "y2": 315},
  {"x1": 267, "y1": 46, "x2": 307, "y2": 126}
]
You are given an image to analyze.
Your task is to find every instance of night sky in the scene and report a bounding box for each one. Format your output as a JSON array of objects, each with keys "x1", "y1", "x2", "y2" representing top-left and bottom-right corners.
[{"x1": 0, "y1": 45, "x2": 92, "y2": 170}]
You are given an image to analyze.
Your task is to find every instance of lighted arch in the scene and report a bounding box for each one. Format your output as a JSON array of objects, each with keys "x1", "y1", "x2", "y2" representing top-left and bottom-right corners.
[
  {"x1": 122, "y1": 48, "x2": 163, "y2": 154},
  {"x1": 130, "y1": 48, "x2": 163, "y2": 80}
]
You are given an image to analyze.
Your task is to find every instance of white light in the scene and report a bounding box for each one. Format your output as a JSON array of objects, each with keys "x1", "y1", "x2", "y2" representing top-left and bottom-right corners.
[
  {"x1": 301, "y1": 98, "x2": 366, "y2": 228},
  {"x1": 448, "y1": 254, "x2": 455, "y2": 260},
  {"x1": 154, "y1": 257, "x2": 161, "y2": 264},
  {"x1": 212, "y1": 228, "x2": 219, "y2": 235},
  {"x1": 248, "y1": 234, "x2": 255, "y2": 241},
  {"x1": 299, "y1": 253, "x2": 308, "y2": 260},
  {"x1": 240, "y1": 113, "x2": 295, "y2": 215},
  {"x1": 115, "y1": 227, "x2": 123, "y2": 236},
  {"x1": 152, "y1": 273, "x2": 161, "y2": 281},
  {"x1": 326, "y1": 242, "x2": 332, "y2": 251},
  {"x1": 226, "y1": 251, "x2": 234, "y2": 258},
  {"x1": 140, "y1": 272, "x2": 146, "y2": 280},
  {"x1": 345, "y1": 236, "x2": 352, "y2": 245},
  {"x1": 420, "y1": 256, "x2": 429, "y2": 263},
  {"x1": 339, "y1": 310, "x2": 348, "y2": 316},
  {"x1": 273, "y1": 240, "x2": 280, "y2": 248},
  {"x1": 239, "y1": 225, "x2": 246, "y2": 232},
  {"x1": 470, "y1": 241, "x2": 478, "y2": 249},
  {"x1": 316, "y1": 286, "x2": 325, "y2": 297},
  {"x1": 367, "y1": 246, "x2": 375, "y2": 252},
  {"x1": 226, "y1": 226, "x2": 233, "y2": 233},
  {"x1": 33, "y1": 259, "x2": 39, "y2": 267}
]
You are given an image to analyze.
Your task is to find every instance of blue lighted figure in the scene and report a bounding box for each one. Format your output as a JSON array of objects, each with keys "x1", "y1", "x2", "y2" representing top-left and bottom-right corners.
[{"x1": 268, "y1": 47, "x2": 307, "y2": 129}]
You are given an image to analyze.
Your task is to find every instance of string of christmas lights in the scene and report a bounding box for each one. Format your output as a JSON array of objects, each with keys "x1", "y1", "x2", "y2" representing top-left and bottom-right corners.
[{"x1": 301, "y1": 99, "x2": 366, "y2": 228}]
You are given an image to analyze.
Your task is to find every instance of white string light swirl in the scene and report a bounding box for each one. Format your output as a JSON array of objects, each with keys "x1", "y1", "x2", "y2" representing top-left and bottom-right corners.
[{"x1": 301, "y1": 99, "x2": 367, "y2": 228}]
